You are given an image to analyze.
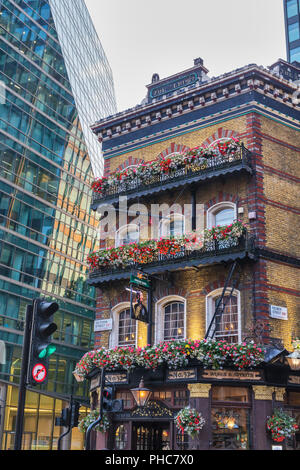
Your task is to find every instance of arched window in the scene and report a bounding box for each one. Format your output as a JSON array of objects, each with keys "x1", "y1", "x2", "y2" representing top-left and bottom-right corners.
[
  {"x1": 207, "y1": 202, "x2": 236, "y2": 229},
  {"x1": 118, "y1": 308, "x2": 136, "y2": 346},
  {"x1": 155, "y1": 296, "x2": 186, "y2": 343},
  {"x1": 116, "y1": 224, "x2": 139, "y2": 247},
  {"x1": 121, "y1": 164, "x2": 138, "y2": 172},
  {"x1": 206, "y1": 288, "x2": 241, "y2": 343},
  {"x1": 110, "y1": 303, "x2": 137, "y2": 348},
  {"x1": 164, "y1": 301, "x2": 185, "y2": 340},
  {"x1": 159, "y1": 214, "x2": 185, "y2": 238},
  {"x1": 114, "y1": 424, "x2": 128, "y2": 450}
]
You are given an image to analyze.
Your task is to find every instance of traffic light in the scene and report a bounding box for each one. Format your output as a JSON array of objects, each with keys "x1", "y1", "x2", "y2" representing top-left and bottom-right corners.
[
  {"x1": 55, "y1": 407, "x2": 70, "y2": 427},
  {"x1": 102, "y1": 386, "x2": 113, "y2": 411},
  {"x1": 102, "y1": 386, "x2": 123, "y2": 412},
  {"x1": 27, "y1": 298, "x2": 58, "y2": 386},
  {"x1": 70, "y1": 401, "x2": 80, "y2": 428},
  {"x1": 55, "y1": 402, "x2": 80, "y2": 428}
]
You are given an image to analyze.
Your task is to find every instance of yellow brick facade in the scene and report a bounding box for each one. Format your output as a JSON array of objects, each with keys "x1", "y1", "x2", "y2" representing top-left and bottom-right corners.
[{"x1": 108, "y1": 117, "x2": 248, "y2": 173}]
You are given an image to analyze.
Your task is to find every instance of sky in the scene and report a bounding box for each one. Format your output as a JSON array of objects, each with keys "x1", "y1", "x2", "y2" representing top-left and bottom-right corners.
[{"x1": 85, "y1": 0, "x2": 287, "y2": 113}]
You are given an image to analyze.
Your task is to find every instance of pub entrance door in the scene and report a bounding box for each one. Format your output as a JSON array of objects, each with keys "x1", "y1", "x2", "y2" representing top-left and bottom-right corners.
[{"x1": 132, "y1": 422, "x2": 171, "y2": 450}]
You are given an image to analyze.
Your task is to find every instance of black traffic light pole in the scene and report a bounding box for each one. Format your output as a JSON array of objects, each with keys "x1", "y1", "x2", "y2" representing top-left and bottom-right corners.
[
  {"x1": 14, "y1": 304, "x2": 33, "y2": 450},
  {"x1": 57, "y1": 395, "x2": 73, "y2": 451},
  {"x1": 14, "y1": 298, "x2": 58, "y2": 450}
]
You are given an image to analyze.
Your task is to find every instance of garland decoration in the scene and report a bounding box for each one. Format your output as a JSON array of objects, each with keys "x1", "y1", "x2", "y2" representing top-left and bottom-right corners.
[
  {"x1": 87, "y1": 221, "x2": 247, "y2": 271},
  {"x1": 73, "y1": 339, "x2": 265, "y2": 381},
  {"x1": 266, "y1": 408, "x2": 298, "y2": 443},
  {"x1": 91, "y1": 139, "x2": 242, "y2": 196},
  {"x1": 175, "y1": 407, "x2": 206, "y2": 438}
]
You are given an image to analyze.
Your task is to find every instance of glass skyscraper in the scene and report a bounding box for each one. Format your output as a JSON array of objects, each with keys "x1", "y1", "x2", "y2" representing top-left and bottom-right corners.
[
  {"x1": 0, "y1": 0, "x2": 116, "y2": 450},
  {"x1": 284, "y1": 0, "x2": 300, "y2": 63}
]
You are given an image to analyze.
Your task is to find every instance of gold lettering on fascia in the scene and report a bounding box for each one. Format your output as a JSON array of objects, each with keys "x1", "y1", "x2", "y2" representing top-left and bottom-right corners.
[
  {"x1": 202, "y1": 370, "x2": 262, "y2": 381},
  {"x1": 288, "y1": 375, "x2": 300, "y2": 385},
  {"x1": 152, "y1": 74, "x2": 196, "y2": 97},
  {"x1": 106, "y1": 373, "x2": 127, "y2": 383},
  {"x1": 168, "y1": 369, "x2": 196, "y2": 380}
]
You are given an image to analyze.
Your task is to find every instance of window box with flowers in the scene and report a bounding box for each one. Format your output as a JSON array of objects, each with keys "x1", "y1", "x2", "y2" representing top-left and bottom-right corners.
[
  {"x1": 91, "y1": 139, "x2": 250, "y2": 201},
  {"x1": 73, "y1": 339, "x2": 265, "y2": 380},
  {"x1": 87, "y1": 221, "x2": 248, "y2": 274}
]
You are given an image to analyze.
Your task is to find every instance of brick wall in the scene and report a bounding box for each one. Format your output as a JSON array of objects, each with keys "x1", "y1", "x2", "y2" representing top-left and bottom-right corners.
[{"x1": 93, "y1": 112, "x2": 300, "y2": 351}]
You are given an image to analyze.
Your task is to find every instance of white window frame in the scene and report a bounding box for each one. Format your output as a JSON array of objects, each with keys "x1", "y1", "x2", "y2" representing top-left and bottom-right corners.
[
  {"x1": 159, "y1": 213, "x2": 185, "y2": 238},
  {"x1": 208, "y1": 137, "x2": 237, "y2": 148},
  {"x1": 205, "y1": 288, "x2": 241, "y2": 343},
  {"x1": 206, "y1": 201, "x2": 237, "y2": 230},
  {"x1": 110, "y1": 302, "x2": 138, "y2": 348},
  {"x1": 154, "y1": 295, "x2": 186, "y2": 344},
  {"x1": 121, "y1": 164, "x2": 138, "y2": 172},
  {"x1": 115, "y1": 223, "x2": 140, "y2": 247}
]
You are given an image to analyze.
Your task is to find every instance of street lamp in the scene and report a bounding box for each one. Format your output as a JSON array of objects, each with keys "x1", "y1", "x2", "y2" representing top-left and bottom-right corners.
[
  {"x1": 286, "y1": 340, "x2": 300, "y2": 371},
  {"x1": 130, "y1": 377, "x2": 152, "y2": 407},
  {"x1": 287, "y1": 351, "x2": 300, "y2": 370}
]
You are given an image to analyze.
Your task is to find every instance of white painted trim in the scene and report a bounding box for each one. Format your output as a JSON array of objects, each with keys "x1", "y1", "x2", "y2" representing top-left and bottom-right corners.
[
  {"x1": 206, "y1": 201, "x2": 236, "y2": 229},
  {"x1": 208, "y1": 137, "x2": 237, "y2": 147},
  {"x1": 154, "y1": 295, "x2": 187, "y2": 344},
  {"x1": 110, "y1": 302, "x2": 138, "y2": 348}
]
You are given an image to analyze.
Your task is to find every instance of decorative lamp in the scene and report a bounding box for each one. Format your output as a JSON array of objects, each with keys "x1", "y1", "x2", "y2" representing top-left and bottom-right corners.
[
  {"x1": 287, "y1": 340, "x2": 300, "y2": 370},
  {"x1": 130, "y1": 377, "x2": 152, "y2": 407},
  {"x1": 73, "y1": 371, "x2": 84, "y2": 383}
]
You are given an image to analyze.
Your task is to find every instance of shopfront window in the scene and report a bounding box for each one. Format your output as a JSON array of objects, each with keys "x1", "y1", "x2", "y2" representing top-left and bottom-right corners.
[
  {"x1": 114, "y1": 424, "x2": 128, "y2": 450},
  {"x1": 211, "y1": 386, "x2": 251, "y2": 450},
  {"x1": 176, "y1": 428, "x2": 189, "y2": 450}
]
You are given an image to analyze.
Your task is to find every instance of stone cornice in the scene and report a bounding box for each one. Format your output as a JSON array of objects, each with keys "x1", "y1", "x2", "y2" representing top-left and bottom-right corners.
[{"x1": 91, "y1": 64, "x2": 299, "y2": 145}]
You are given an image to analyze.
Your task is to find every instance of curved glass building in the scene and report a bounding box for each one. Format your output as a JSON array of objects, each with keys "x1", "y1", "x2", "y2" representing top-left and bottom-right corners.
[
  {"x1": 284, "y1": 0, "x2": 300, "y2": 63},
  {"x1": 0, "y1": 0, "x2": 116, "y2": 450}
]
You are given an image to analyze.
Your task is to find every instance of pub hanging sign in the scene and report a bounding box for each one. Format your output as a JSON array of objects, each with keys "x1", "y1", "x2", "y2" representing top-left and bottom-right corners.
[{"x1": 129, "y1": 271, "x2": 151, "y2": 324}]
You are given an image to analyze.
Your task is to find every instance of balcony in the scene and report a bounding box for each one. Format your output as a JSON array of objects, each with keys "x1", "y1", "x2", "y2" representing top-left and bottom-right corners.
[
  {"x1": 87, "y1": 224, "x2": 256, "y2": 286},
  {"x1": 91, "y1": 143, "x2": 253, "y2": 210}
]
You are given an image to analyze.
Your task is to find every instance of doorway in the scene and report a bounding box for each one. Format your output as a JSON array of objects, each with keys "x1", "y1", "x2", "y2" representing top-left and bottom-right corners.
[{"x1": 132, "y1": 422, "x2": 170, "y2": 450}]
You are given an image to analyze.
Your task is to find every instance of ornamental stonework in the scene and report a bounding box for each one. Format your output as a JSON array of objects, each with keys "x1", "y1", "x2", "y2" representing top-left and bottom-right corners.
[
  {"x1": 274, "y1": 387, "x2": 285, "y2": 402},
  {"x1": 188, "y1": 383, "x2": 211, "y2": 398},
  {"x1": 252, "y1": 386, "x2": 273, "y2": 400}
]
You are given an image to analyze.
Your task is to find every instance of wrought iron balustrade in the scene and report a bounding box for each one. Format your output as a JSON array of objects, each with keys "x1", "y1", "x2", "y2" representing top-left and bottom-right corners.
[
  {"x1": 88, "y1": 232, "x2": 255, "y2": 285},
  {"x1": 91, "y1": 145, "x2": 252, "y2": 207}
]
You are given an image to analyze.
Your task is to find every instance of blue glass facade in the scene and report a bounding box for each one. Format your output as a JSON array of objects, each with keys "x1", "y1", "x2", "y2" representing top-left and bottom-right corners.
[
  {"x1": 0, "y1": 0, "x2": 116, "y2": 449},
  {"x1": 284, "y1": 0, "x2": 300, "y2": 63}
]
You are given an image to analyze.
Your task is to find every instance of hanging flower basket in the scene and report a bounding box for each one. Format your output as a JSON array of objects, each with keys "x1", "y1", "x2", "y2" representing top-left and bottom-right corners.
[
  {"x1": 78, "y1": 410, "x2": 110, "y2": 434},
  {"x1": 266, "y1": 408, "x2": 298, "y2": 443},
  {"x1": 175, "y1": 407, "x2": 206, "y2": 438}
]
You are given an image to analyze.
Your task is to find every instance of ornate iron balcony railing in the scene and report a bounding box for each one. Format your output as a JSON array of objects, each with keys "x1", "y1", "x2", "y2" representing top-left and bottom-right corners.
[
  {"x1": 88, "y1": 232, "x2": 256, "y2": 285},
  {"x1": 91, "y1": 145, "x2": 252, "y2": 209}
]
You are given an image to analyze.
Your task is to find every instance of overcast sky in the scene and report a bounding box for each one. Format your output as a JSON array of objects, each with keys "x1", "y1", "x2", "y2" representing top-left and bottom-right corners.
[{"x1": 85, "y1": 0, "x2": 287, "y2": 113}]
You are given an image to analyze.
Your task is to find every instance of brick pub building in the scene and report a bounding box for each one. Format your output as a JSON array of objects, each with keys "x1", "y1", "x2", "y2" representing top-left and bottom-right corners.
[{"x1": 75, "y1": 58, "x2": 300, "y2": 450}]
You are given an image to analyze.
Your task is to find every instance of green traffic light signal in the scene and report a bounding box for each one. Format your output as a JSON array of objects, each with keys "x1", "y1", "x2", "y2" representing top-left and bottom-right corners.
[
  {"x1": 38, "y1": 344, "x2": 57, "y2": 359},
  {"x1": 28, "y1": 298, "x2": 59, "y2": 386}
]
